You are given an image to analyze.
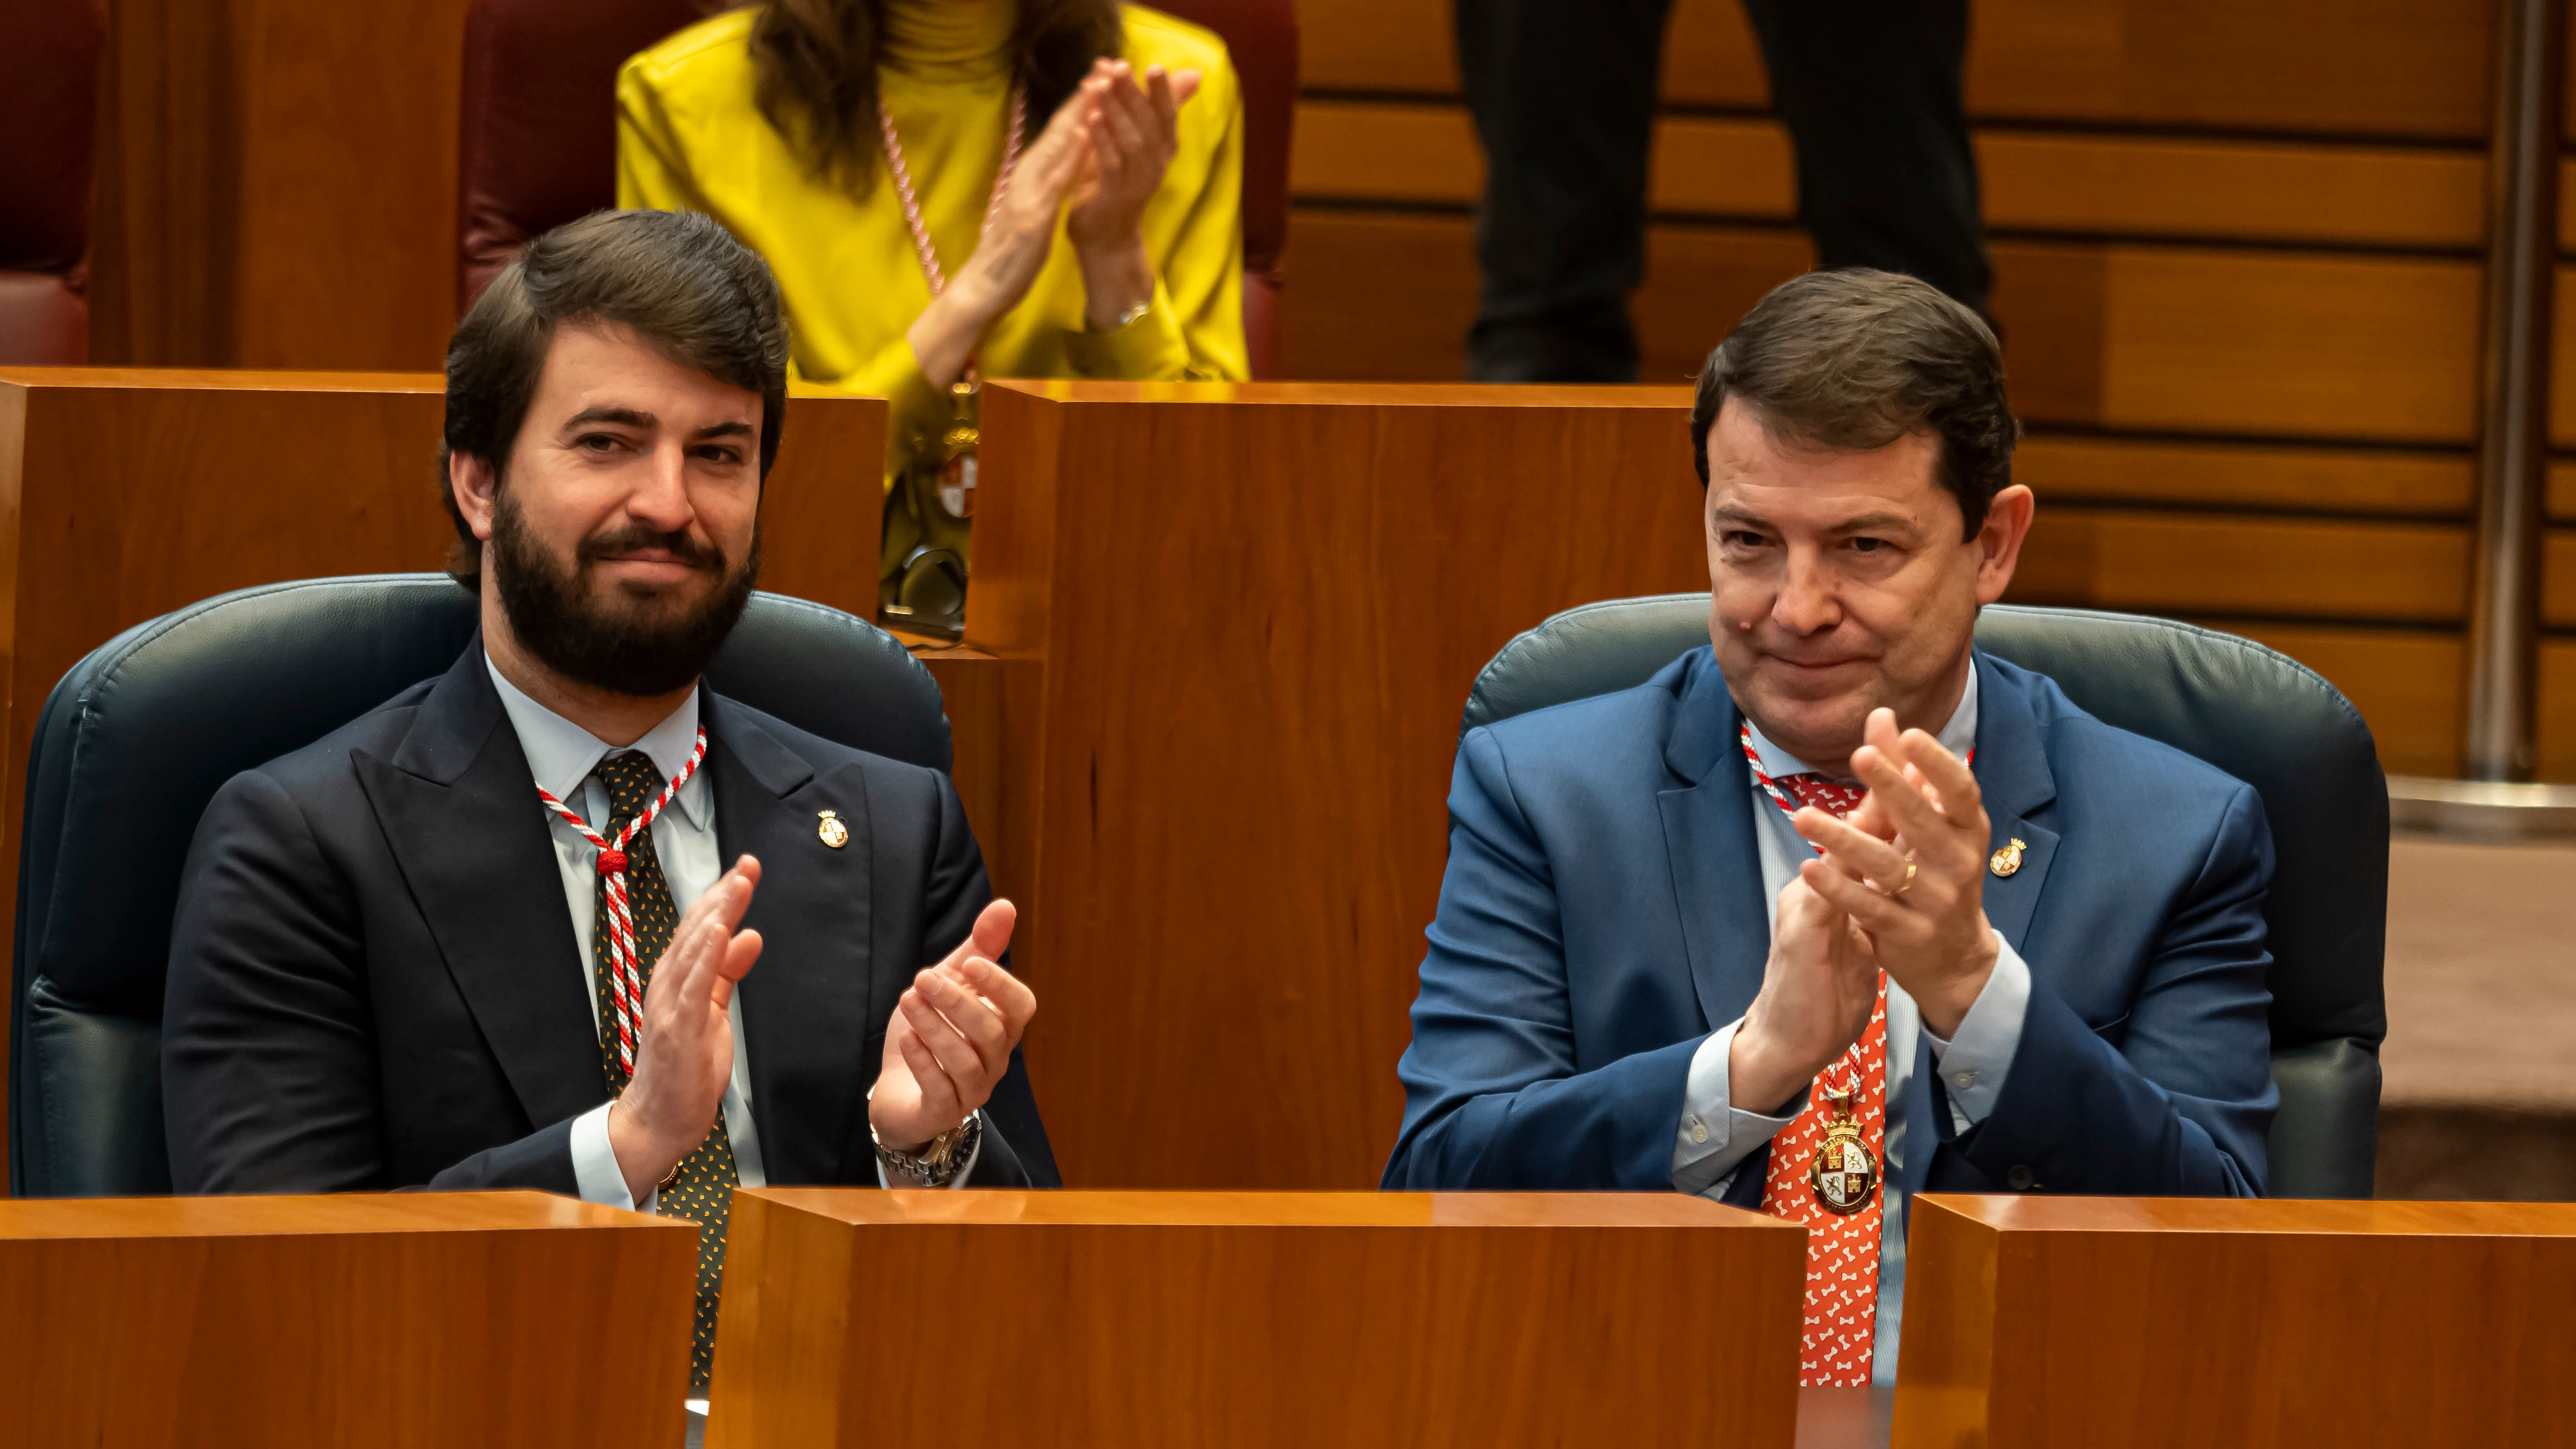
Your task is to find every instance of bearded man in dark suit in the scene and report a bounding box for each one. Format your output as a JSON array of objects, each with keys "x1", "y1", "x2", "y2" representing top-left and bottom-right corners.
[{"x1": 162, "y1": 209, "x2": 1056, "y2": 1390}]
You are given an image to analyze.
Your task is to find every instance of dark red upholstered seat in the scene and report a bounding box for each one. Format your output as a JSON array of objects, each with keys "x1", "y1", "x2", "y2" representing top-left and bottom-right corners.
[
  {"x1": 457, "y1": 0, "x2": 1295, "y2": 375},
  {"x1": 0, "y1": 0, "x2": 107, "y2": 366}
]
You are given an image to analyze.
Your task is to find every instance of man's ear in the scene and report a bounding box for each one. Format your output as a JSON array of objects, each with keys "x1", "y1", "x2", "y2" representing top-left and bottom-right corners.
[
  {"x1": 1971, "y1": 483, "x2": 2035, "y2": 606},
  {"x1": 449, "y1": 449, "x2": 500, "y2": 542}
]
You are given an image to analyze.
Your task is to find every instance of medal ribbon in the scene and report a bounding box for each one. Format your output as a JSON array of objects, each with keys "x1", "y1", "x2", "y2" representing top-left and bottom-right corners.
[{"x1": 534, "y1": 728, "x2": 708, "y2": 1077}]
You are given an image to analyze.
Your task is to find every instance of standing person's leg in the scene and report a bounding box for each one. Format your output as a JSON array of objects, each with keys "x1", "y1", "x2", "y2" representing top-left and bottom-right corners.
[
  {"x1": 1739, "y1": 0, "x2": 1991, "y2": 317},
  {"x1": 1457, "y1": 0, "x2": 1676, "y2": 381}
]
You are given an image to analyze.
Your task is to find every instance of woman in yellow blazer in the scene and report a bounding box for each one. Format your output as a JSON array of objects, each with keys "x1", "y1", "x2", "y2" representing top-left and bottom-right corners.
[{"x1": 618, "y1": 0, "x2": 1248, "y2": 622}]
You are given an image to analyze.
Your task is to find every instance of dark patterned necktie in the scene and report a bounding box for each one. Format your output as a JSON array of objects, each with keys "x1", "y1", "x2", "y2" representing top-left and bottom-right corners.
[{"x1": 593, "y1": 750, "x2": 739, "y2": 1394}]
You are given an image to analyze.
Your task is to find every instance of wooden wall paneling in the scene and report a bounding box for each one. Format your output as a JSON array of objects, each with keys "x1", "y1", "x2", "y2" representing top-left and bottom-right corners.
[
  {"x1": 1295, "y1": 0, "x2": 1458, "y2": 96},
  {"x1": 2542, "y1": 529, "x2": 2576, "y2": 626},
  {"x1": 1301, "y1": 0, "x2": 2496, "y2": 138},
  {"x1": 2537, "y1": 640, "x2": 2576, "y2": 779},
  {"x1": 86, "y1": 0, "x2": 475, "y2": 370},
  {"x1": 0, "y1": 1191, "x2": 696, "y2": 1445},
  {"x1": 1281, "y1": 212, "x2": 1485, "y2": 381},
  {"x1": 1286, "y1": 212, "x2": 2484, "y2": 444},
  {"x1": 2017, "y1": 436, "x2": 2472, "y2": 515},
  {"x1": 2007, "y1": 511, "x2": 2469, "y2": 622},
  {"x1": 86, "y1": 0, "x2": 242, "y2": 367},
  {"x1": 1893, "y1": 1195, "x2": 2576, "y2": 1448},
  {"x1": 1963, "y1": 0, "x2": 2494, "y2": 139},
  {"x1": 712, "y1": 1188, "x2": 1804, "y2": 1449},
  {"x1": 1294, "y1": 104, "x2": 2485, "y2": 250},
  {"x1": 227, "y1": 0, "x2": 475, "y2": 370},
  {"x1": 913, "y1": 649, "x2": 1047, "y2": 919},
  {"x1": 1632, "y1": 226, "x2": 1818, "y2": 382},
  {"x1": 2548, "y1": 266, "x2": 2576, "y2": 444},
  {"x1": 970, "y1": 382, "x2": 1707, "y2": 1188},
  {"x1": 1974, "y1": 132, "x2": 2483, "y2": 248},
  {"x1": 1990, "y1": 242, "x2": 2482, "y2": 443}
]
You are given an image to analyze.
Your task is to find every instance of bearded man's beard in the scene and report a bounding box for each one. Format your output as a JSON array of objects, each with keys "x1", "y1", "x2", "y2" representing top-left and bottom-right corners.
[{"x1": 490, "y1": 486, "x2": 759, "y2": 697}]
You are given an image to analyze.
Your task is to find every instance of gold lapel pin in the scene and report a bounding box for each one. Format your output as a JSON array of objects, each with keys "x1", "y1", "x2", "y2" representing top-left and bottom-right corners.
[
  {"x1": 1989, "y1": 837, "x2": 2026, "y2": 878},
  {"x1": 817, "y1": 808, "x2": 850, "y2": 849}
]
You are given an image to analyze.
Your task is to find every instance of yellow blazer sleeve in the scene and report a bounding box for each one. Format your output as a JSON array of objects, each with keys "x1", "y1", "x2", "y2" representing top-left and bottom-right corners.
[
  {"x1": 1157, "y1": 52, "x2": 1248, "y2": 382},
  {"x1": 1062, "y1": 44, "x2": 1248, "y2": 383},
  {"x1": 615, "y1": 59, "x2": 709, "y2": 214}
]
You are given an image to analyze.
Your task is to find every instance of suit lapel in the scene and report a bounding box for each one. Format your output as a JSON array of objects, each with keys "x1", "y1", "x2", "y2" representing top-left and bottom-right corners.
[
  {"x1": 1656, "y1": 656, "x2": 1771, "y2": 1034},
  {"x1": 1969, "y1": 652, "x2": 2060, "y2": 956},
  {"x1": 708, "y1": 696, "x2": 875, "y2": 1185},
  {"x1": 352, "y1": 645, "x2": 606, "y2": 1131}
]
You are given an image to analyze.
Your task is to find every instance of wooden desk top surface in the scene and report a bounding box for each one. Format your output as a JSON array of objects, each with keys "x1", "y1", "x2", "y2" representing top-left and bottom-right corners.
[
  {"x1": 0, "y1": 1190, "x2": 680, "y2": 1239},
  {"x1": 0, "y1": 366, "x2": 445, "y2": 392},
  {"x1": 1922, "y1": 1192, "x2": 2576, "y2": 1235},
  {"x1": 751, "y1": 1187, "x2": 1794, "y2": 1231},
  {"x1": 991, "y1": 378, "x2": 1697, "y2": 408}
]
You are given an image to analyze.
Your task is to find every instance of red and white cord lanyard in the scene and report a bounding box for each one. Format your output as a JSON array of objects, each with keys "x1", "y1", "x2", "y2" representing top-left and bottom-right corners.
[
  {"x1": 534, "y1": 729, "x2": 709, "y2": 1077},
  {"x1": 878, "y1": 86, "x2": 1028, "y2": 303}
]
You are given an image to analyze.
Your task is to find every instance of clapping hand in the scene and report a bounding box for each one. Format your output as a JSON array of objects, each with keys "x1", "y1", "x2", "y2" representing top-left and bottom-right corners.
[
  {"x1": 607, "y1": 855, "x2": 765, "y2": 1204},
  {"x1": 869, "y1": 899, "x2": 1037, "y2": 1152},
  {"x1": 909, "y1": 69, "x2": 1107, "y2": 386},
  {"x1": 1064, "y1": 59, "x2": 1200, "y2": 327},
  {"x1": 1790, "y1": 708, "x2": 2001, "y2": 1037}
]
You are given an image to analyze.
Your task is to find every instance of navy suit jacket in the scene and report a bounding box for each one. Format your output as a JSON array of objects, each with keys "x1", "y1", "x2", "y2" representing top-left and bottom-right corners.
[{"x1": 1383, "y1": 647, "x2": 2276, "y2": 1204}]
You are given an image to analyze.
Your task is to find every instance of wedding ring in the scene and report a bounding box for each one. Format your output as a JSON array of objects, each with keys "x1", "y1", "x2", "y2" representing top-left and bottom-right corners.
[{"x1": 1895, "y1": 854, "x2": 1919, "y2": 897}]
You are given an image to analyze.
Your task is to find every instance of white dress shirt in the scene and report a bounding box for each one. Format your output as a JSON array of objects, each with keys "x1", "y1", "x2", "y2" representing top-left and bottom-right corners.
[
  {"x1": 485, "y1": 656, "x2": 975, "y2": 1209},
  {"x1": 1665, "y1": 665, "x2": 2032, "y2": 1384}
]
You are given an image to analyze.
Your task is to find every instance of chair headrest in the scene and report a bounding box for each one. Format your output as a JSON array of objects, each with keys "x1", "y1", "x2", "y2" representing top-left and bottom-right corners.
[
  {"x1": 1461, "y1": 595, "x2": 2388, "y2": 1054},
  {"x1": 14, "y1": 575, "x2": 948, "y2": 1025}
]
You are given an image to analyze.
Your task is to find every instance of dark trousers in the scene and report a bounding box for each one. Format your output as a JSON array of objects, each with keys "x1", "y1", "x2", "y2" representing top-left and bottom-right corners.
[{"x1": 1458, "y1": 0, "x2": 1991, "y2": 382}]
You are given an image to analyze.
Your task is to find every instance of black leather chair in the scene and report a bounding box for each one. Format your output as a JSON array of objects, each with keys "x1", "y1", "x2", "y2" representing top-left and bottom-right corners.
[
  {"x1": 9, "y1": 574, "x2": 954, "y2": 1197},
  {"x1": 1461, "y1": 594, "x2": 2388, "y2": 1199}
]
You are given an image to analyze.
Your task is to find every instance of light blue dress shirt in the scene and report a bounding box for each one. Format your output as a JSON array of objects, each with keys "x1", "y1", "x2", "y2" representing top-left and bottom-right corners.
[
  {"x1": 1664, "y1": 665, "x2": 2031, "y2": 1383},
  {"x1": 485, "y1": 655, "x2": 977, "y2": 1209}
]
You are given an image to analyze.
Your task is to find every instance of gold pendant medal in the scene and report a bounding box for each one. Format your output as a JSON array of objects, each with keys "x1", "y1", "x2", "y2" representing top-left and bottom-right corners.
[
  {"x1": 1807, "y1": 1082, "x2": 1878, "y2": 1215},
  {"x1": 936, "y1": 377, "x2": 980, "y2": 519}
]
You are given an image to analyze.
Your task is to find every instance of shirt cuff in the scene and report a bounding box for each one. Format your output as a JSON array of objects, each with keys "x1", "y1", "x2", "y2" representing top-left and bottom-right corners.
[
  {"x1": 1061, "y1": 279, "x2": 1191, "y2": 379},
  {"x1": 1672, "y1": 1019, "x2": 1808, "y2": 1198},
  {"x1": 571, "y1": 1101, "x2": 648, "y2": 1212},
  {"x1": 1922, "y1": 931, "x2": 2032, "y2": 1128},
  {"x1": 872, "y1": 1111, "x2": 986, "y2": 1190}
]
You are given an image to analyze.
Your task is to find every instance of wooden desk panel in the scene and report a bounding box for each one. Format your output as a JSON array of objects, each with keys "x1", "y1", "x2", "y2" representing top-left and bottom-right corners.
[
  {"x1": 0, "y1": 1191, "x2": 697, "y2": 1447},
  {"x1": 0, "y1": 368, "x2": 885, "y2": 1112},
  {"x1": 1895, "y1": 1195, "x2": 2576, "y2": 1448},
  {"x1": 710, "y1": 1188, "x2": 1804, "y2": 1449},
  {"x1": 1300, "y1": 0, "x2": 2493, "y2": 138},
  {"x1": 970, "y1": 382, "x2": 1708, "y2": 1187}
]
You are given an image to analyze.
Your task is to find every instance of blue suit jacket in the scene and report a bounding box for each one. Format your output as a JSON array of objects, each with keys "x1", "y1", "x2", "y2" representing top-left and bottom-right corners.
[{"x1": 1383, "y1": 647, "x2": 2277, "y2": 1204}]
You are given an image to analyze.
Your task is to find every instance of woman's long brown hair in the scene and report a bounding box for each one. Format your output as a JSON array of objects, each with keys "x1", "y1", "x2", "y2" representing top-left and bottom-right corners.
[{"x1": 749, "y1": 0, "x2": 1123, "y2": 191}]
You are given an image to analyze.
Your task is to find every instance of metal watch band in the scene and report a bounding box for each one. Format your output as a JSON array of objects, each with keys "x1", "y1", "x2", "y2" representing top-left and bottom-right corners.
[{"x1": 873, "y1": 1109, "x2": 981, "y2": 1188}]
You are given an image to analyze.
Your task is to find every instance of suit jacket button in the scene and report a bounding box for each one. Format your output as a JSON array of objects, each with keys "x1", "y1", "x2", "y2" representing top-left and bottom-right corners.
[{"x1": 2006, "y1": 1164, "x2": 2037, "y2": 1191}]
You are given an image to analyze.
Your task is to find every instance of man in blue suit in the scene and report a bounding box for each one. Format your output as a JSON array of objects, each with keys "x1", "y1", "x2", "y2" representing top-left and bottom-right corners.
[{"x1": 1383, "y1": 269, "x2": 2274, "y2": 1388}]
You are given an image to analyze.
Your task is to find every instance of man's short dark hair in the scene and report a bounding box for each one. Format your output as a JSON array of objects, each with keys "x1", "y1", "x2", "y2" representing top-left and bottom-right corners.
[
  {"x1": 438, "y1": 209, "x2": 791, "y2": 584},
  {"x1": 1690, "y1": 268, "x2": 2020, "y2": 539}
]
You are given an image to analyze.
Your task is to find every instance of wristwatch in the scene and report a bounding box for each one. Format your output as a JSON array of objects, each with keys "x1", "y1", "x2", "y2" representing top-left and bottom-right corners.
[
  {"x1": 1090, "y1": 300, "x2": 1149, "y2": 334},
  {"x1": 868, "y1": 1086, "x2": 981, "y2": 1187}
]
